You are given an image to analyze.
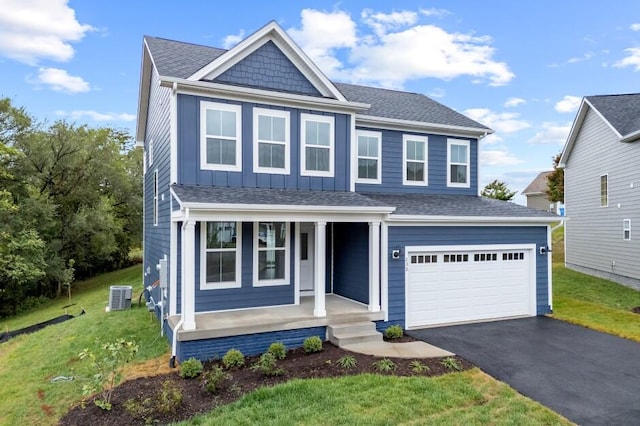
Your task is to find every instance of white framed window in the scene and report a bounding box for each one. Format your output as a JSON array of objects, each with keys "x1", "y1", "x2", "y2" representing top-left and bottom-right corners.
[
  {"x1": 253, "y1": 108, "x2": 290, "y2": 174},
  {"x1": 148, "y1": 139, "x2": 154, "y2": 165},
  {"x1": 201, "y1": 222, "x2": 241, "y2": 289},
  {"x1": 153, "y1": 169, "x2": 158, "y2": 226},
  {"x1": 143, "y1": 149, "x2": 147, "y2": 174},
  {"x1": 447, "y1": 139, "x2": 470, "y2": 188},
  {"x1": 403, "y1": 135, "x2": 428, "y2": 186},
  {"x1": 254, "y1": 222, "x2": 289, "y2": 286},
  {"x1": 356, "y1": 130, "x2": 382, "y2": 183},
  {"x1": 200, "y1": 101, "x2": 242, "y2": 171},
  {"x1": 300, "y1": 113, "x2": 334, "y2": 177},
  {"x1": 623, "y1": 219, "x2": 631, "y2": 241},
  {"x1": 600, "y1": 174, "x2": 608, "y2": 207}
]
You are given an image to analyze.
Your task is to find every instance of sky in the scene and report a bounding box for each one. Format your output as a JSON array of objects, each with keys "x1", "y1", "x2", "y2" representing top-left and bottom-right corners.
[{"x1": 1, "y1": 0, "x2": 639, "y2": 205}]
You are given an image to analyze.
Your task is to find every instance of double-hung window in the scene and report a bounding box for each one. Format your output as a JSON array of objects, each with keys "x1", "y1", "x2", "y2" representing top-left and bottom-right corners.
[
  {"x1": 301, "y1": 113, "x2": 334, "y2": 177},
  {"x1": 600, "y1": 174, "x2": 608, "y2": 207},
  {"x1": 200, "y1": 101, "x2": 242, "y2": 171},
  {"x1": 623, "y1": 219, "x2": 631, "y2": 241},
  {"x1": 403, "y1": 135, "x2": 428, "y2": 185},
  {"x1": 254, "y1": 108, "x2": 290, "y2": 174},
  {"x1": 254, "y1": 222, "x2": 289, "y2": 286},
  {"x1": 356, "y1": 130, "x2": 381, "y2": 183},
  {"x1": 201, "y1": 222, "x2": 241, "y2": 289},
  {"x1": 447, "y1": 139, "x2": 470, "y2": 187}
]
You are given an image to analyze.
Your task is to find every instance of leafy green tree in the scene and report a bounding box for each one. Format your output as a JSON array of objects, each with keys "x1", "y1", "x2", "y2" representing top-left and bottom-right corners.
[
  {"x1": 546, "y1": 153, "x2": 564, "y2": 203},
  {"x1": 481, "y1": 179, "x2": 517, "y2": 201}
]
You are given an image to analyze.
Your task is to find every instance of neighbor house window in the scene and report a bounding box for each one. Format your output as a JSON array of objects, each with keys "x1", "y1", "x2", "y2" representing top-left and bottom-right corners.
[
  {"x1": 623, "y1": 219, "x2": 631, "y2": 241},
  {"x1": 600, "y1": 174, "x2": 608, "y2": 207},
  {"x1": 254, "y1": 222, "x2": 289, "y2": 286},
  {"x1": 447, "y1": 139, "x2": 470, "y2": 187},
  {"x1": 254, "y1": 108, "x2": 290, "y2": 174},
  {"x1": 201, "y1": 222, "x2": 241, "y2": 289},
  {"x1": 153, "y1": 170, "x2": 158, "y2": 226},
  {"x1": 301, "y1": 113, "x2": 334, "y2": 177},
  {"x1": 403, "y1": 135, "x2": 428, "y2": 185},
  {"x1": 148, "y1": 139, "x2": 154, "y2": 166},
  {"x1": 200, "y1": 101, "x2": 242, "y2": 171},
  {"x1": 356, "y1": 130, "x2": 381, "y2": 183}
]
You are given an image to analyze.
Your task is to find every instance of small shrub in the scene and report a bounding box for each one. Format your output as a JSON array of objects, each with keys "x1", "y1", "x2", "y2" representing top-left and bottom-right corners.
[
  {"x1": 371, "y1": 358, "x2": 396, "y2": 373},
  {"x1": 337, "y1": 355, "x2": 357, "y2": 369},
  {"x1": 202, "y1": 366, "x2": 229, "y2": 394},
  {"x1": 250, "y1": 352, "x2": 284, "y2": 376},
  {"x1": 303, "y1": 336, "x2": 323, "y2": 353},
  {"x1": 179, "y1": 357, "x2": 203, "y2": 378},
  {"x1": 441, "y1": 357, "x2": 462, "y2": 371},
  {"x1": 124, "y1": 380, "x2": 183, "y2": 423},
  {"x1": 384, "y1": 324, "x2": 403, "y2": 340},
  {"x1": 267, "y1": 341, "x2": 286, "y2": 360},
  {"x1": 409, "y1": 360, "x2": 430, "y2": 374},
  {"x1": 222, "y1": 349, "x2": 245, "y2": 369}
]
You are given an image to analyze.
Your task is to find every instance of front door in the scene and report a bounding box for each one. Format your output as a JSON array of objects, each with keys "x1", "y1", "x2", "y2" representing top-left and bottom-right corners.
[{"x1": 300, "y1": 223, "x2": 314, "y2": 293}]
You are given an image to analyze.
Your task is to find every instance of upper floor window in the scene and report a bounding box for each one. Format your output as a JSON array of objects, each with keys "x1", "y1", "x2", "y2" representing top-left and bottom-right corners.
[
  {"x1": 623, "y1": 219, "x2": 631, "y2": 241},
  {"x1": 200, "y1": 101, "x2": 242, "y2": 172},
  {"x1": 301, "y1": 113, "x2": 334, "y2": 177},
  {"x1": 254, "y1": 222, "x2": 289, "y2": 286},
  {"x1": 201, "y1": 221, "x2": 241, "y2": 289},
  {"x1": 148, "y1": 139, "x2": 154, "y2": 166},
  {"x1": 356, "y1": 130, "x2": 381, "y2": 183},
  {"x1": 403, "y1": 135, "x2": 428, "y2": 186},
  {"x1": 153, "y1": 170, "x2": 158, "y2": 226},
  {"x1": 600, "y1": 174, "x2": 608, "y2": 207},
  {"x1": 447, "y1": 139, "x2": 470, "y2": 188},
  {"x1": 254, "y1": 108, "x2": 290, "y2": 174}
]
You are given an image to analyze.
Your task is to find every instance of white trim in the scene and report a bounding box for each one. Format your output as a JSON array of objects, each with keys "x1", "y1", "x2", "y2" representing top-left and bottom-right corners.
[
  {"x1": 253, "y1": 221, "x2": 290, "y2": 287},
  {"x1": 355, "y1": 130, "x2": 382, "y2": 184},
  {"x1": 253, "y1": 107, "x2": 290, "y2": 175},
  {"x1": 294, "y1": 222, "x2": 300, "y2": 304},
  {"x1": 600, "y1": 174, "x2": 608, "y2": 207},
  {"x1": 200, "y1": 221, "x2": 242, "y2": 290},
  {"x1": 313, "y1": 221, "x2": 327, "y2": 317},
  {"x1": 170, "y1": 220, "x2": 177, "y2": 315},
  {"x1": 148, "y1": 139, "x2": 154, "y2": 165},
  {"x1": 174, "y1": 209, "x2": 391, "y2": 224},
  {"x1": 368, "y1": 221, "x2": 381, "y2": 312},
  {"x1": 170, "y1": 82, "x2": 178, "y2": 184},
  {"x1": 200, "y1": 101, "x2": 242, "y2": 172},
  {"x1": 380, "y1": 221, "x2": 389, "y2": 322},
  {"x1": 349, "y1": 113, "x2": 357, "y2": 191},
  {"x1": 387, "y1": 216, "x2": 558, "y2": 224},
  {"x1": 355, "y1": 115, "x2": 492, "y2": 139},
  {"x1": 403, "y1": 134, "x2": 428, "y2": 186},
  {"x1": 300, "y1": 113, "x2": 335, "y2": 177},
  {"x1": 153, "y1": 169, "x2": 158, "y2": 226},
  {"x1": 447, "y1": 138, "x2": 471, "y2": 188},
  {"x1": 143, "y1": 149, "x2": 147, "y2": 175},
  {"x1": 623, "y1": 218, "x2": 631, "y2": 241},
  {"x1": 547, "y1": 225, "x2": 553, "y2": 311},
  {"x1": 182, "y1": 220, "x2": 196, "y2": 330}
]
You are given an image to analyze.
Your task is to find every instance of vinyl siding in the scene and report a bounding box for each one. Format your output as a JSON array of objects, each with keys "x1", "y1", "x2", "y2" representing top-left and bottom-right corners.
[
  {"x1": 565, "y1": 107, "x2": 640, "y2": 282},
  {"x1": 333, "y1": 223, "x2": 369, "y2": 304}
]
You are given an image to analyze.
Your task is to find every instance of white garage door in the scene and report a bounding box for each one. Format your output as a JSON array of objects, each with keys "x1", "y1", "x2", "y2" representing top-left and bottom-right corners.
[{"x1": 406, "y1": 245, "x2": 536, "y2": 328}]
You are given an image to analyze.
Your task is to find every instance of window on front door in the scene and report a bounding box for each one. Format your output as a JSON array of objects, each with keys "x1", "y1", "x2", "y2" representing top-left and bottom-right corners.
[
  {"x1": 254, "y1": 222, "x2": 289, "y2": 286},
  {"x1": 447, "y1": 139, "x2": 470, "y2": 187},
  {"x1": 201, "y1": 221, "x2": 241, "y2": 289},
  {"x1": 200, "y1": 101, "x2": 242, "y2": 171}
]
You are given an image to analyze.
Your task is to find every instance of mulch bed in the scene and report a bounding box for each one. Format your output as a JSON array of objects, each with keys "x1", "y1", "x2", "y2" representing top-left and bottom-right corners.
[{"x1": 59, "y1": 342, "x2": 472, "y2": 426}]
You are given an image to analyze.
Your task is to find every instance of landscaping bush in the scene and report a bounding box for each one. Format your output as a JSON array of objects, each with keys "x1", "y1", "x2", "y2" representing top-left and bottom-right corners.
[
  {"x1": 267, "y1": 341, "x2": 286, "y2": 360},
  {"x1": 409, "y1": 360, "x2": 430, "y2": 374},
  {"x1": 441, "y1": 357, "x2": 462, "y2": 371},
  {"x1": 124, "y1": 380, "x2": 183, "y2": 423},
  {"x1": 250, "y1": 352, "x2": 284, "y2": 376},
  {"x1": 202, "y1": 366, "x2": 229, "y2": 394},
  {"x1": 179, "y1": 357, "x2": 203, "y2": 379},
  {"x1": 222, "y1": 349, "x2": 245, "y2": 369},
  {"x1": 303, "y1": 336, "x2": 323, "y2": 353},
  {"x1": 337, "y1": 355, "x2": 357, "y2": 369},
  {"x1": 371, "y1": 358, "x2": 396, "y2": 373},
  {"x1": 384, "y1": 324, "x2": 403, "y2": 340}
]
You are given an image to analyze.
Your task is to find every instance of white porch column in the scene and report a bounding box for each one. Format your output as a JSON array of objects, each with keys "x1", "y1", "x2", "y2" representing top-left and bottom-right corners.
[
  {"x1": 368, "y1": 221, "x2": 381, "y2": 312},
  {"x1": 313, "y1": 221, "x2": 327, "y2": 317},
  {"x1": 182, "y1": 220, "x2": 196, "y2": 330}
]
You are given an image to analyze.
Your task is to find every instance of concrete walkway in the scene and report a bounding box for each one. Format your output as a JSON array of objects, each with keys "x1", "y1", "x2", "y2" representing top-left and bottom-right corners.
[{"x1": 342, "y1": 340, "x2": 454, "y2": 358}]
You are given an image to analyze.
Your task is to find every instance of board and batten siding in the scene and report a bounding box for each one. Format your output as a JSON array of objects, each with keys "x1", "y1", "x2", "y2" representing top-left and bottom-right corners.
[
  {"x1": 177, "y1": 94, "x2": 350, "y2": 191},
  {"x1": 355, "y1": 128, "x2": 478, "y2": 195},
  {"x1": 332, "y1": 222, "x2": 369, "y2": 304},
  {"x1": 144, "y1": 68, "x2": 172, "y2": 308},
  {"x1": 565, "y1": 107, "x2": 640, "y2": 286},
  {"x1": 386, "y1": 226, "x2": 550, "y2": 328}
]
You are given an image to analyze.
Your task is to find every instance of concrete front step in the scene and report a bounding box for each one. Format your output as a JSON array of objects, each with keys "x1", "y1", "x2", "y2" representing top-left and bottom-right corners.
[{"x1": 328, "y1": 321, "x2": 383, "y2": 346}]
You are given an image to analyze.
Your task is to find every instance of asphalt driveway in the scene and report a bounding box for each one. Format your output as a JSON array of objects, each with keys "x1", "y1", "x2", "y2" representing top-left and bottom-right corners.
[{"x1": 408, "y1": 317, "x2": 640, "y2": 425}]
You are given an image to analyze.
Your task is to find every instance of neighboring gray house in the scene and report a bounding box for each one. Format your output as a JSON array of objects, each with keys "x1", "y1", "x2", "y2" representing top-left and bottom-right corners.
[
  {"x1": 560, "y1": 93, "x2": 640, "y2": 289},
  {"x1": 523, "y1": 171, "x2": 561, "y2": 213}
]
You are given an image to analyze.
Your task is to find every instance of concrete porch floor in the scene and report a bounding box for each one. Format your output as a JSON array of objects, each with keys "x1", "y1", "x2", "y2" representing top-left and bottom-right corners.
[{"x1": 168, "y1": 295, "x2": 385, "y2": 341}]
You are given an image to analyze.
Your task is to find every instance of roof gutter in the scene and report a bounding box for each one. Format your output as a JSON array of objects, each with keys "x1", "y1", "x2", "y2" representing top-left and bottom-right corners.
[
  {"x1": 620, "y1": 129, "x2": 640, "y2": 143},
  {"x1": 355, "y1": 115, "x2": 493, "y2": 138},
  {"x1": 387, "y1": 215, "x2": 558, "y2": 224},
  {"x1": 177, "y1": 201, "x2": 396, "y2": 214}
]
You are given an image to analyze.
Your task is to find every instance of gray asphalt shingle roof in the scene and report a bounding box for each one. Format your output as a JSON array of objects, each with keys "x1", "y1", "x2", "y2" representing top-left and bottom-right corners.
[
  {"x1": 587, "y1": 93, "x2": 640, "y2": 137},
  {"x1": 144, "y1": 36, "x2": 489, "y2": 131},
  {"x1": 522, "y1": 171, "x2": 552, "y2": 195}
]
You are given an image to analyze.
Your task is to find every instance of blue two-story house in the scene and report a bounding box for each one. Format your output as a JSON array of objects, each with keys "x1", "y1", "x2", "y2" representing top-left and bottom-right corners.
[{"x1": 136, "y1": 21, "x2": 556, "y2": 363}]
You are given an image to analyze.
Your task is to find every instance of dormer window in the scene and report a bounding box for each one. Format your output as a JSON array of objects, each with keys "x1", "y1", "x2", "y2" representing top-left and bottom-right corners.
[
  {"x1": 447, "y1": 139, "x2": 470, "y2": 188},
  {"x1": 200, "y1": 101, "x2": 242, "y2": 172},
  {"x1": 300, "y1": 113, "x2": 334, "y2": 177}
]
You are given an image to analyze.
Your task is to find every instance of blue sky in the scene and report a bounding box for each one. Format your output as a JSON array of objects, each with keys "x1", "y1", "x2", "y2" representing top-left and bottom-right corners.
[{"x1": 1, "y1": 0, "x2": 639, "y2": 204}]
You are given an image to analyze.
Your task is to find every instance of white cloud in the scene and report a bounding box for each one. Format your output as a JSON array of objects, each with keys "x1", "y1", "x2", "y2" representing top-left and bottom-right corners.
[
  {"x1": 55, "y1": 109, "x2": 135, "y2": 122},
  {"x1": 614, "y1": 47, "x2": 640, "y2": 71},
  {"x1": 504, "y1": 97, "x2": 525, "y2": 108},
  {"x1": 288, "y1": 8, "x2": 514, "y2": 88},
  {"x1": 0, "y1": 0, "x2": 93, "y2": 64},
  {"x1": 428, "y1": 88, "x2": 446, "y2": 98},
  {"x1": 480, "y1": 149, "x2": 524, "y2": 166},
  {"x1": 419, "y1": 8, "x2": 450, "y2": 18},
  {"x1": 555, "y1": 95, "x2": 581, "y2": 113},
  {"x1": 31, "y1": 67, "x2": 90, "y2": 93},
  {"x1": 222, "y1": 30, "x2": 244, "y2": 49},
  {"x1": 630, "y1": 23, "x2": 640, "y2": 31},
  {"x1": 567, "y1": 52, "x2": 594, "y2": 63},
  {"x1": 528, "y1": 122, "x2": 572, "y2": 145},
  {"x1": 464, "y1": 108, "x2": 530, "y2": 133}
]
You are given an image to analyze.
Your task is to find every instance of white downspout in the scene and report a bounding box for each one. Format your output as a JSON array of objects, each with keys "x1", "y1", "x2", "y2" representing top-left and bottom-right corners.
[{"x1": 171, "y1": 207, "x2": 189, "y2": 367}]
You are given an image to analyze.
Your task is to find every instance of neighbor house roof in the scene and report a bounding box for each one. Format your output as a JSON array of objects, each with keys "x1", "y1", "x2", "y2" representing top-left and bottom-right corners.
[{"x1": 522, "y1": 171, "x2": 552, "y2": 196}]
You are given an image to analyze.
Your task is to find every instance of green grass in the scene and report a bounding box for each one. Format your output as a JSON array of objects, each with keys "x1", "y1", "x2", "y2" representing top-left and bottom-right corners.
[
  {"x1": 0, "y1": 265, "x2": 169, "y2": 426},
  {"x1": 179, "y1": 370, "x2": 570, "y2": 426},
  {"x1": 551, "y1": 223, "x2": 565, "y2": 264}
]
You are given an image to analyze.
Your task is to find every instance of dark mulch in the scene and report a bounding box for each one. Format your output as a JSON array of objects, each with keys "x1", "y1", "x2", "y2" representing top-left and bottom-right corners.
[
  {"x1": 632, "y1": 306, "x2": 640, "y2": 314},
  {"x1": 59, "y1": 342, "x2": 472, "y2": 426}
]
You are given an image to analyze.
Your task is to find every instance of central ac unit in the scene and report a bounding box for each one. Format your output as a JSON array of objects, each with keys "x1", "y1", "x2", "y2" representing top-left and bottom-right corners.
[{"x1": 109, "y1": 285, "x2": 132, "y2": 310}]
